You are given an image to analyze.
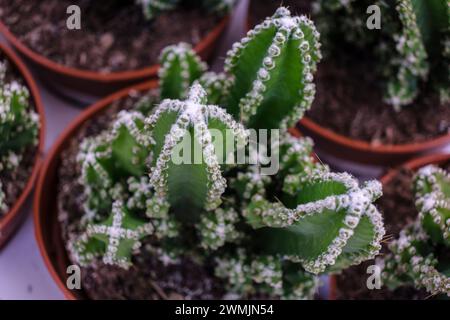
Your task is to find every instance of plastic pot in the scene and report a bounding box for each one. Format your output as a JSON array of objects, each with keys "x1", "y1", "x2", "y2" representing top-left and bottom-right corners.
[{"x1": 0, "y1": 43, "x2": 46, "y2": 249}]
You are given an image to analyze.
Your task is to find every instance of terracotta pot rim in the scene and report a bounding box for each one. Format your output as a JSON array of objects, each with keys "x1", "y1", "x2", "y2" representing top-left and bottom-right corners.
[
  {"x1": 0, "y1": 16, "x2": 229, "y2": 83},
  {"x1": 328, "y1": 153, "x2": 450, "y2": 300},
  {"x1": 0, "y1": 42, "x2": 46, "y2": 244},
  {"x1": 300, "y1": 116, "x2": 450, "y2": 155},
  {"x1": 34, "y1": 81, "x2": 159, "y2": 300},
  {"x1": 379, "y1": 153, "x2": 450, "y2": 186}
]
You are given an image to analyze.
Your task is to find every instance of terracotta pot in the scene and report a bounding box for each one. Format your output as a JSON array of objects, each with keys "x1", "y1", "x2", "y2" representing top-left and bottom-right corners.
[
  {"x1": 34, "y1": 81, "x2": 159, "y2": 300},
  {"x1": 298, "y1": 117, "x2": 450, "y2": 167},
  {"x1": 0, "y1": 15, "x2": 229, "y2": 100},
  {"x1": 0, "y1": 43, "x2": 46, "y2": 249},
  {"x1": 328, "y1": 153, "x2": 450, "y2": 299}
]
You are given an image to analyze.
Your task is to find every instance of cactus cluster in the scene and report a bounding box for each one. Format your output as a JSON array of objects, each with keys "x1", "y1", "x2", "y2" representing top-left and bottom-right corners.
[
  {"x1": 0, "y1": 60, "x2": 39, "y2": 215},
  {"x1": 314, "y1": 0, "x2": 450, "y2": 109},
  {"x1": 136, "y1": 0, "x2": 236, "y2": 20},
  {"x1": 68, "y1": 8, "x2": 385, "y2": 299},
  {"x1": 379, "y1": 165, "x2": 450, "y2": 296}
]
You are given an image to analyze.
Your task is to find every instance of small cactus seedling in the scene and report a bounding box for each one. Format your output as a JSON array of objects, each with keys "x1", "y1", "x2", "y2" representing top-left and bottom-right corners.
[
  {"x1": 69, "y1": 8, "x2": 385, "y2": 299},
  {"x1": 314, "y1": 0, "x2": 450, "y2": 109},
  {"x1": 136, "y1": 0, "x2": 236, "y2": 20},
  {"x1": 0, "y1": 61, "x2": 39, "y2": 215},
  {"x1": 379, "y1": 165, "x2": 450, "y2": 296}
]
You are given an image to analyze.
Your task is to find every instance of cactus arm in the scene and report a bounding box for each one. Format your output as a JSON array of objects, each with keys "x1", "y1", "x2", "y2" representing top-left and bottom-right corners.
[
  {"x1": 414, "y1": 165, "x2": 450, "y2": 244},
  {"x1": 410, "y1": 0, "x2": 448, "y2": 56},
  {"x1": 78, "y1": 110, "x2": 150, "y2": 182},
  {"x1": 245, "y1": 173, "x2": 384, "y2": 274},
  {"x1": 224, "y1": 21, "x2": 278, "y2": 119},
  {"x1": 109, "y1": 111, "x2": 151, "y2": 177},
  {"x1": 71, "y1": 200, "x2": 153, "y2": 269},
  {"x1": 76, "y1": 110, "x2": 152, "y2": 221},
  {"x1": 385, "y1": 0, "x2": 429, "y2": 108},
  {"x1": 147, "y1": 84, "x2": 247, "y2": 220},
  {"x1": 381, "y1": 222, "x2": 450, "y2": 296},
  {"x1": 225, "y1": 7, "x2": 321, "y2": 129},
  {"x1": 159, "y1": 43, "x2": 207, "y2": 100},
  {"x1": 380, "y1": 164, "x2": 450, "y2": 296},
  {"x1": 0, "y1": 81, "x2": 39, "y2": 154}
]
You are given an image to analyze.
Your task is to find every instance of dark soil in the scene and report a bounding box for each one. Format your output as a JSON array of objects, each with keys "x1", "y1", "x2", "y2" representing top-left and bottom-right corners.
[
  {"x1": 249, "y1": 0, "x2": 313, "y2": 26},
  {"x1": 335, "y1": 168, "x2": 428, "y2": 299},
  {"x1": 0, "y1": 53, "x2": 38, "y2": 217},
  {"x1": 308, "y1": 56, "x2": 450, "y2": 145},
  {"x1": 0, "y1": 0, "x2": 221, "y2": 73},
  {"x1": 57, "y1": 91, "x2": 227, "y2": 299}
]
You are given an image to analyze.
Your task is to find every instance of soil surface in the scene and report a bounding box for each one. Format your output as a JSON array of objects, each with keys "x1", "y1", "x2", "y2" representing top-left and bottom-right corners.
[
  {"x1": 0, "y1": 0, "x2": 221, "y2": 73},
  {"x1": 334, "y1": 168, "x2": 430, "y2": 299},
  {"x1": 307, "y1": 56, "x2": 450, "y2": 145},
  {"x1": 57, "y1": 91, "x2": 227, "y2": 299},
  {"x1": 0, "y1": 53, "x2": 38, "y2": 217}
]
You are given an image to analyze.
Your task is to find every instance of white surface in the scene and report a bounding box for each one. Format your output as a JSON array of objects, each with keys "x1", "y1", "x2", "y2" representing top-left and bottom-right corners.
[{"x1": 0, "y1": 0, "x2": 249, "y2": 300}]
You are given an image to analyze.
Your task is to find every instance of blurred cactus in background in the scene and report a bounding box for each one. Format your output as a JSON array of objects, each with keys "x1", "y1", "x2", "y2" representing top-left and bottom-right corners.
[
  {"x1": 70, "y1": 8, "x2": 385, "y2": 299},
  {"x1": 0, "y1": 61, "x2": 39, "y2": 215},
  {"x1": 379, "y1": 165, "x2": 450, "y2": 297},
  {"x1": 136, "y1": 0, "x2": 237, "y2": 20},
  {"x1": 314, "y1": 0, "x2": 450, "y2": 109}
]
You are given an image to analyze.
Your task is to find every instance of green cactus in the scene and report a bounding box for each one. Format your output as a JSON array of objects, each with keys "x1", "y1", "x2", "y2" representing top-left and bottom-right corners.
[
  {"x1": 379, "y1": 165, "x2": 450, "y2": 297},
  {"x1": 146, "y1": 84, "x2": 248, "y2": 220},
  {"x1": 69, "y1": 7, "x2": 385, "y2": 299},
  {"x1": 159, "y1": 43, "x2": 208, "y2": 100},
  {"x1": 225, "y1": 7, "x2": 322, "y2": 129},
  {"x1": 0, "y1": 60, "x2": 39, "y2": 215},
  {"x1": 136, "y1": 0, "x2": 236, "y2": 20},
  {"x1": 314, "y1": 0, "x2": 450, "y2": 109}
]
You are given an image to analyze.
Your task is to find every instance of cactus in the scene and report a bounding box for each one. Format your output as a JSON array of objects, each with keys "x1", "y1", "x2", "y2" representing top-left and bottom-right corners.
[
  {"x1": 136, "y1": 0, "x2": 236, "y2": 20},
  {"x1": 379, "y1": 165, "x2": 450, "y2": 297},
  {"x1": 314, "y1": 0, "x2": 450, "y2": 109},
  {"x1": 159, "y1": 43, "x2": 208, "y2": 100},
  {"x1": 0, "y1": 61, "x2": 39, "y2": 215},
  {"x1": 225, "y1": 7, "x2": 322, "y2": 129},
  {"x1": 69, "y1": 7, "x2": 385, "y2": 299}
]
